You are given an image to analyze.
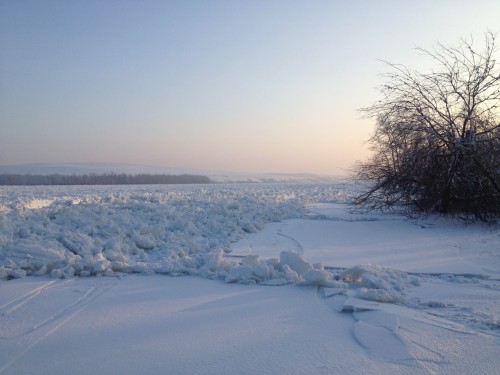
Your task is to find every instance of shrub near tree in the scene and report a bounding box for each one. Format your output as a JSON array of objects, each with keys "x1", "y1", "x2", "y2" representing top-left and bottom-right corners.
[{"x1": 354, "y1": 32, "x2": 500, "y2": 222}]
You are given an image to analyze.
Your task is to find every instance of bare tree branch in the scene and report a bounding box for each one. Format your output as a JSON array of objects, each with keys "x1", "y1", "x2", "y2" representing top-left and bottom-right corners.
[{"x1": 354, "y1": 32, "x2": 500, "y2": 222}]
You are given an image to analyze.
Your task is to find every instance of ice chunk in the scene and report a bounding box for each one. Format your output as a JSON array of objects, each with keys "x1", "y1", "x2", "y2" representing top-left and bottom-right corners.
[
  {"x1": 340, "y1": 264, "x2": 415, "y2": 304},
  {"x1": 110, "y1": 261, "x2": 127, "y2": 272},
  {"x1": 225, "y1": 265, "x2": 254, "y2": 284},
  {"x1": 282, "y1": 264, "x2": 302, "y2": 282},
  {"x1": 280, "y1": 251, "x2": 312, "y2": 276},
  {"x1": 9, "y1": 268, "x2": 27, "y2": 279},
  {"x1": 302, "y1": 269, "x2": 331, "y2": 286}
]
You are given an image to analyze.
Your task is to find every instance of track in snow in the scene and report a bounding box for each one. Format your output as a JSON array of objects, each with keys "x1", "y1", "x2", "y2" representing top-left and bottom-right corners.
[{"x1": 0, "y1": 277, "x2": 118, "y2": 373}]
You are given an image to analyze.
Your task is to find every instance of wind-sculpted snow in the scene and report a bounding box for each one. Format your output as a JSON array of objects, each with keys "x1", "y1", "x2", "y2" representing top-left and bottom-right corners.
[{"x1": 0, "y1": 184, "x2": 352, "y2": 281}]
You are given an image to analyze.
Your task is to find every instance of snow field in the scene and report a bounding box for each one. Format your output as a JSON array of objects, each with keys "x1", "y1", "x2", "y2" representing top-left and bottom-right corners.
[
  {"x1": 1, "y1": 274, "x2": 498, "y2": 375},
  {"x1": 0, "y1": 276, "x2": 415, "y2": 375},
  {"x1": 1, "y1": 183, "x2": 499, "y2": 374}
]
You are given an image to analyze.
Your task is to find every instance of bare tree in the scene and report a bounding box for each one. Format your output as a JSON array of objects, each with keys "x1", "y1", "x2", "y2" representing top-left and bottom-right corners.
[{"x1": 354, "y1": 32, "x2": 500, "y2": 221}]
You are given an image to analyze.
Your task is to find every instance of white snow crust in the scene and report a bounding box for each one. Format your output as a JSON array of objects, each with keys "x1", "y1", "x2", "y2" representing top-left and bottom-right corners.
[{"x1": 1, "y1": 183, "x2": 499, "y2": 374}]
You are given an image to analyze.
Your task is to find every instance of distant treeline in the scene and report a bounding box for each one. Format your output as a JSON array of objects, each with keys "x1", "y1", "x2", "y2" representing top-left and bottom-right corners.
[{"x1": 0, "y1": 173, "x2": 212, "y2": 186}]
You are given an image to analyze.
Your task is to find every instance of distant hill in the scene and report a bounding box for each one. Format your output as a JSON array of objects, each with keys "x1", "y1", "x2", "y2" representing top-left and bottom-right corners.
[
  {"x1": 0, "y1": 163, "x2": 342, "y2": 184},
  {"x1": 0, "y1": 163, "x2": 205, "y2": 176},
  {"x1": 210, "y1": 172, "x2": 341, "y2": 184}
]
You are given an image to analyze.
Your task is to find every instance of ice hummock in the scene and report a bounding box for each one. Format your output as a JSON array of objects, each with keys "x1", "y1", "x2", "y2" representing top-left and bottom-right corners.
[{"x1": 0, "y1": 184, "x2": 351, "y2": 282}]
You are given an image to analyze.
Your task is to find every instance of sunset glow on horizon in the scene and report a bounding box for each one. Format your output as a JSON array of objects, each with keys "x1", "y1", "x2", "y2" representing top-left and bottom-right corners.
[{"x1": 1, "y1": 0, "x2": 499, "y2": 176}]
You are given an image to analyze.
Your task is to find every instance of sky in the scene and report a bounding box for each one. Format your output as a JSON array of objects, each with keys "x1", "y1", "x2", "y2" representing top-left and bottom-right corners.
[{"x1": 1, "y1": 0, "x2": 499, "y2": 176}]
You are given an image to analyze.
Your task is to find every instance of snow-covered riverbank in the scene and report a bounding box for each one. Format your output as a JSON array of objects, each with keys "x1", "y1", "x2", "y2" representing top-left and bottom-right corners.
[{"x1": 1, "y1": 184, "x2": 499, "y2": 374}]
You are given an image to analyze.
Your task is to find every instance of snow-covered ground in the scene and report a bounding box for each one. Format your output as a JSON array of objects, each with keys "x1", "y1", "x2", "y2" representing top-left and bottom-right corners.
[{"x1": 1, "y1": 183, "x2": 499, "y2": 374}]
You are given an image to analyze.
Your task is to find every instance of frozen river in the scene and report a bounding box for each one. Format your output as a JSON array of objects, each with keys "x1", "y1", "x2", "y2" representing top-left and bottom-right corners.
[{"x1": 1, "y1": 183, "x2": 499, "y2": 374}]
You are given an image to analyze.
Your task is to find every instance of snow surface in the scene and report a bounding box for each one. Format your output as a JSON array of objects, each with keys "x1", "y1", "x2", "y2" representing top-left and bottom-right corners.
[{"x1": 1, "y1": 183, "x2": 499, "y2": 374}]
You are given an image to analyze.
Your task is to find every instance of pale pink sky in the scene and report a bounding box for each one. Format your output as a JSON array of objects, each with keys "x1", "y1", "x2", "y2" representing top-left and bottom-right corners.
[{"x1": 1, "y1": 1, "x2": 499, "y2": 175}]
